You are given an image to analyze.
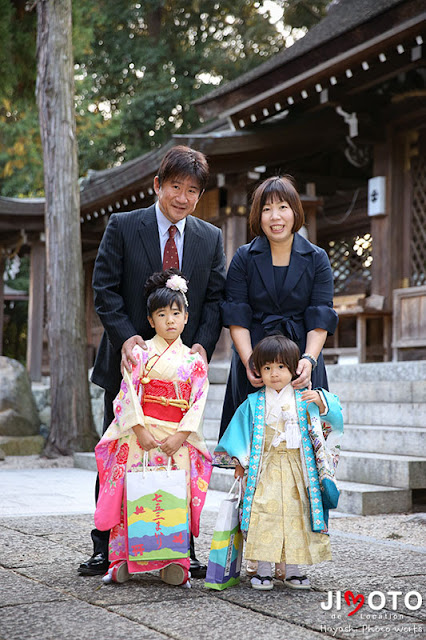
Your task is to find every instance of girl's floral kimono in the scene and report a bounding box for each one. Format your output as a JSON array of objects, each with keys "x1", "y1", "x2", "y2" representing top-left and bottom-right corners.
[
  {"x1": 94, "y1": 334, "x2": 212, "y2": 575},
  {"x1": 214, "y1": 385, "x2": 343, "y2": 566}
]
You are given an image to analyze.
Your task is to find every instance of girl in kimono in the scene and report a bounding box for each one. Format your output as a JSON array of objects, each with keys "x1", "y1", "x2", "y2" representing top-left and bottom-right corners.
[
  {"x1": 94, "y1": 269, "x2": 212, "y2": 587},
  {"x1": 215, "y1": 334, "x2": 343, "y2": 591}
]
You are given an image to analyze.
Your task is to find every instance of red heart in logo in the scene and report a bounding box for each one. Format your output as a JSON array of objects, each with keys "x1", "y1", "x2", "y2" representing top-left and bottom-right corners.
[{"x1": 344, "y1": 590, "x2": 365, "y2": 616}]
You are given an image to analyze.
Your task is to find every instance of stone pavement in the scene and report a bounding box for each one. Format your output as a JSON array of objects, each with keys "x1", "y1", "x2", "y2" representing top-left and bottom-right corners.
[{"x1": 0, "y1": 464, "x2": 425, "y2": 640}]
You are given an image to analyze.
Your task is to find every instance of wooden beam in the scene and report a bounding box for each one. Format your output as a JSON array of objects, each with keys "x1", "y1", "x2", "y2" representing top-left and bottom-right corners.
[{"x1": 195, "y1": 0, "x2": 426, "y2": 121}]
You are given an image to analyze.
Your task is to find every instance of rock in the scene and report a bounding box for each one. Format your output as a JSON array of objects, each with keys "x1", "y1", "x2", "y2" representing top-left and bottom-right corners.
[
  {"x1": 0, "y1": 357, "x2": 40, "y2": 436},
  {"x1": 0, "y1": 435, "x2": 44, "y2": 456},
  {"x1": 38, "y1": 406, "x2": 51, "y2": 429}
]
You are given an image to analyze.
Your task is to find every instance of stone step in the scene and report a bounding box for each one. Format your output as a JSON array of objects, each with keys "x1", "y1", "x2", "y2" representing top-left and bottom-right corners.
[
  {"x1": 335, "y1": 480, "x2": 412, "y2": 516},
  {"x1": 341, "y1": 401, "x2": 424, "y2": 427},
  {"x1": 329, "y1": 379, "x2": 426, "y2": 404},
  {"x1": 208, "y1": 361, "x2": 230, "y2": 384},
  {"x1": 208, "y1": 467, "x2": 412, "y2": 516},
  {"x1": 209, "y1": 467, "x2": 235, "y2": 492},
  {"x1": 327, "y1": 360, "x2": 426, "y2": 383},
  {"x1": 206, "y1": 439, "x2": 218, "y2": 455},
  {"x1": 337, "y1": 450, "x2": 426, "y2": 489},
  {"x1": 341, "y1": 424, "x2": 426, "y2": 456},
  {"x1": 205, "y1": 383, "x2": 227, "y2": 401},
  {"x1": 209, "y1": 360, "x2": 426, "y2": 387},
  {"x1": 203, "y1": 394, "x2": 224, "y2": 419},
  {"x1": 203, "y1": 419, "x2": 220, "y2": 441},
  {"x1": 74, "y1": 451, "x2": 97, "y2": 472}
]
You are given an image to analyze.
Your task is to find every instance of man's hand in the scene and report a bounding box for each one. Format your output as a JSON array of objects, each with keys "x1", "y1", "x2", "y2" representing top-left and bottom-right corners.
[
  {"x1": 132, "y1": 425, "x2": 158, "y2": 451},
  {"x1": 121, "y1": 335, "x2": 147, "y2": 374},
  {"x1": 190, "y1": 343, "x2": 208, "y2": 366},
  {"x1": 160, "y1": 431, "x2": 190, "y2": 457},
  {"x1": 292, "y1": 358, "x2": 312, "y2": 389}
]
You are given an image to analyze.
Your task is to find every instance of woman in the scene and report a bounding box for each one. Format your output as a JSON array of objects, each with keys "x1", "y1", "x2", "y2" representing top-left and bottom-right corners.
[{"x1": 219, "y1": 175, "x2": 338, "y2": 438}]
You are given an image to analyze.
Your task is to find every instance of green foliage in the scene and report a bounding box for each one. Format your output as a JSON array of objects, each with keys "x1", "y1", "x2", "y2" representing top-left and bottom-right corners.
[
  {"x1": 1, "y1": 0, "x2": 332, "y2": 196},
  {"x1": 73, "y1": 0, "x2": 287, "y2": 164},
  {"x1": 0, "y1": 1, "x2": 41, "y2": 196}
]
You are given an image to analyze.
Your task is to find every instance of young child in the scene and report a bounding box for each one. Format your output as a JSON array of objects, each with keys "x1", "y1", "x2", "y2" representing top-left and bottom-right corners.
[
  {"x1": 215, "y1": 335, "x2": 343, "y2": 591},
  {"x1": 94, "y1": 269, "x2": 212, "y2": 586}
]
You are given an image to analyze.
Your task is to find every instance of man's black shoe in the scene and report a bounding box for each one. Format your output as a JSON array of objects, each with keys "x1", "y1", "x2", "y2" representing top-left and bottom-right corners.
[
  {"x1": 190, "y1": 558, "x2": 207, "y2": 579},
  {"x1": 78, "y1": 553, "x2": 110, "y2": 576}
]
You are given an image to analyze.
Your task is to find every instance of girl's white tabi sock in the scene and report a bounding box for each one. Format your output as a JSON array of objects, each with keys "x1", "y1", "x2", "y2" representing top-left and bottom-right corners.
[{"x1": 257, "y1": 561, "x2": 272, "y2": 577}]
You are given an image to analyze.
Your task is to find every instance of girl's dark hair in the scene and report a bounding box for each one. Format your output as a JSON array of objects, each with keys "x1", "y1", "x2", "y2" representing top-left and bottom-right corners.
[
  {"x1": 249, "y1": 175, "x2": 305, "y2": 237},
  {"x1": 251, "y1": 335, "x2": 300, "y2": 378},
  {"x1": 144, "y1": 269, "x2": 188, "y2": 316}
]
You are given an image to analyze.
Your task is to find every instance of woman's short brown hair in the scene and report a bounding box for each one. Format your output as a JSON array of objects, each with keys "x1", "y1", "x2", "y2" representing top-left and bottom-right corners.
[
  {"x1": 251, "y1": 335, "x2": 300, "y2": 379},
  {"x1": 157, "y1": 145, "x2": 209, "y2": 192},
  {"x1": 248, "y1": 175, "x2": 305, "y2": 236}
]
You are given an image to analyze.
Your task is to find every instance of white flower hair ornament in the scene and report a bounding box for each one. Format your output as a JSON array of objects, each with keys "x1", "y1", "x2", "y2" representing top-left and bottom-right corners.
[{"x1": 166, "y1": 274, "x2": 189, "y2": 306}]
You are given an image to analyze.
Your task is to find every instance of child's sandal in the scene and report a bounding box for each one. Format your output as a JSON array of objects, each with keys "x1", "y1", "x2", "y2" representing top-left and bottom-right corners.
[
  {"x1": 246, "y1": 560, "x2": 258, "y2": 576},
  {"x1": 102, "y1": 560, "x2": 130, "y2": 584},
  {"x1": 160, "y1": 563, "x2": 189, "y2": 586},
  {"x1": 250, "y1": 574, "x2": 274, "y2": 590},
  {"x1": 283, "y1": 575, "x2": 311, "y2": 590}
]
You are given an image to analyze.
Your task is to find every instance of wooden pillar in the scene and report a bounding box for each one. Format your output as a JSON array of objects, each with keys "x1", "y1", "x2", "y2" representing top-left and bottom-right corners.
[
  {"x1": 0, "y1": 254, "x2": 5, "y2": 355},
  {"x1": 27, "y1": 240, "x2": 45, "y2": 381},
  {"x1": 213, "y1": 177, "x2": 248, "y2": 361},
  {"x1": 224, "y1": 176, "x2": 248, "y2": 265},
  {"x1": 304, "y1": 183, "x2": 317, "y2": 244},
  {"x1": 370, "y1": 140, "x2": 392, "y2": 306}
]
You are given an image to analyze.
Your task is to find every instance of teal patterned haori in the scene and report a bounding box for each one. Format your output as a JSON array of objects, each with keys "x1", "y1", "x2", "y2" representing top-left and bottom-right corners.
[{"x1": 215, "y1": 386, "x2": 343, "y2": 535}]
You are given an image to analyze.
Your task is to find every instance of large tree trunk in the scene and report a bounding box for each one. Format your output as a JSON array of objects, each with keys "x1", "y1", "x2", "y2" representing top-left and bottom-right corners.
[{"x1": 36, "y1": 0, "x2": 97, "y2": 455}]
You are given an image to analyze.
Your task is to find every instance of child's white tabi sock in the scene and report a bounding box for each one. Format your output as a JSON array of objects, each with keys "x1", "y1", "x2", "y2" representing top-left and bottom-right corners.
[
  {"x1": 285, "y1": 564, "x2": 310, "y2": 586},
  {"x1": 285, "y1": 563, "x2": 301, "y2": 577},
  {"x1": 257, "y1": 561, "x2": 272, "y2": 577}
]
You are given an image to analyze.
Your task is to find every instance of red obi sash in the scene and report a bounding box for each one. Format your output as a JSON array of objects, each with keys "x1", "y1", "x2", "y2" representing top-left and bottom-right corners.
[{"x1": 142, "y1": 379, "x2": 191, "y2": 423}]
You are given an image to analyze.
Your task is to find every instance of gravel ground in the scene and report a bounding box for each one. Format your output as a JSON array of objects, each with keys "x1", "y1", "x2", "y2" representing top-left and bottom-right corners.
[
  {"x1": 1, "y1": 454, "x2": 425, "y2": 548},
  {"x1": 329, "y1": 512, "x2": 426, "y2": 546}
]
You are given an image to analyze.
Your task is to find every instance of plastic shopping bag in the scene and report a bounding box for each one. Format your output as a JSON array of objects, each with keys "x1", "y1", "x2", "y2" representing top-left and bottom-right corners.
[{"x1": 204, "y1": 478, "x2": 243, "y2": 590}]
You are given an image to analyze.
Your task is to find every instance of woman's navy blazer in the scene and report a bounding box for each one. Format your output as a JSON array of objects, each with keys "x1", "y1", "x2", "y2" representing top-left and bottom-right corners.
[{"x1": 219, "y1": 232, "x2": 338, "y2": 436}]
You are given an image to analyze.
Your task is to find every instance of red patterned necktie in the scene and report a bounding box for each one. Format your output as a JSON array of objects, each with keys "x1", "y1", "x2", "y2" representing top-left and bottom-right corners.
[{"x1": 162, "y1": 225, "x2": 179, "y2": 270}]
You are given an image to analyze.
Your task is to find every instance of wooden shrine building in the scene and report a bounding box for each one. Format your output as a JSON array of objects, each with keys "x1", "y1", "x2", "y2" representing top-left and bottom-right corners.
[{"x1": 1, "y1": 0, "x2": 425, "y2": 379}]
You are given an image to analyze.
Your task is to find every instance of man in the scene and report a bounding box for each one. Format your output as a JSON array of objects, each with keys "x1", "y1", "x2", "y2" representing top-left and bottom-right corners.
[{"x1": 78, "y1": 145, "x2": 226, "y2": 578}]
